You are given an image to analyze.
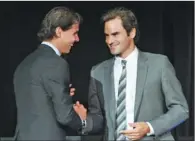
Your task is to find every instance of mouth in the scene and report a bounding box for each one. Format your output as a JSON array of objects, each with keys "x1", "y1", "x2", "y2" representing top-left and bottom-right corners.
[
  {"x1": 109, "y1": 46, "x2": 115, "y2": 50},
  {"x1": 109, "y1": 43, "x2": 119, "y2": 49},
  {"x1": 109, "y1": 45, "x2": 118, "y2": 50},
  {"x1": 69, "y1": 44, "x2": 73, "y2": 48}
]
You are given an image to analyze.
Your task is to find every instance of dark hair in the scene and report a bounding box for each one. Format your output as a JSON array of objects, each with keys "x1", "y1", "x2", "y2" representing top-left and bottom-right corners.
[
  {"x1": 37, "y1": 6, "x2": 83, "y2": 41},
  {"x1": 101, "y1": 7, "x2": 140, "y2": 43}
]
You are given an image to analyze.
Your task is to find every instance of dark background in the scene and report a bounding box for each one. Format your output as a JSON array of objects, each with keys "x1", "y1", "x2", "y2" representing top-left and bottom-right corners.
[{"x1": 0, "y1": 1, "x2": 193, "y2": 140}]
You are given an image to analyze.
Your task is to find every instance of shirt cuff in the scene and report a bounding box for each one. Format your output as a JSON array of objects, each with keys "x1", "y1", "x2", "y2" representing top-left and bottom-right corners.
[{"x1": 146, "y1": 122, "x2": 154, "y2": 136}]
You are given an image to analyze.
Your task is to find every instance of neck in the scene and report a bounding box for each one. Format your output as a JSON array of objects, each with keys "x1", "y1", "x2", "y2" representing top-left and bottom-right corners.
[
  {"x1": 119, "y1": 43, "x2": 135, "y2": 59},
  {"x1": 44, "y1": 39, "x2": 62, "y2": 54}
]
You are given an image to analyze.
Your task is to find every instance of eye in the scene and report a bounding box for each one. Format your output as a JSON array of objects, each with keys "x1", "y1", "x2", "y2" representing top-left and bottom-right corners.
[
  {"x1": 73, "y1": 31, "x2": 78, "y2": 35},
  {"x1": 112, "y1": 32, "x2": 119, "y2": 36}
]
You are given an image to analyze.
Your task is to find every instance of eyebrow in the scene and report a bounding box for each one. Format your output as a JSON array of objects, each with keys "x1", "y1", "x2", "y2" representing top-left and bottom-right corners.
[
  {"x1": 74, "y1": 31, "x2": 79, "y2": 34},
  {"x1": 105, "y1": 31, "x2": 119, "y2": 36}
]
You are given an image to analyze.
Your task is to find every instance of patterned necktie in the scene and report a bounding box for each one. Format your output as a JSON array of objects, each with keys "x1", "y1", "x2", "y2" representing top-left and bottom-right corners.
[{"x1": 115, "y1": 60, "x2": 127, "y2": 140}]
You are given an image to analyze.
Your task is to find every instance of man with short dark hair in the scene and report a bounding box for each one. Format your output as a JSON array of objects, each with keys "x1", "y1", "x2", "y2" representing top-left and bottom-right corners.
[
  {"x1": 13, "y1": 6, "x2": 86, "y2": 140},
  {"x1": 77, "y1": 7, "x2": 189, "y2": 141}
]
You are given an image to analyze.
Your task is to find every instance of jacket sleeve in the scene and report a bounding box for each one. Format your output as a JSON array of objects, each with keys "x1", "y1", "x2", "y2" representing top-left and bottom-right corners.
[
  {"x1": 82, "y1": 66, "x2": 104, "y2": 134},
  {"x1": 41, "y1": 59, "x2": 81, "y2": 130},
  {"x1": 149, "y1": 56, "x2": 189, "y2": 136}
]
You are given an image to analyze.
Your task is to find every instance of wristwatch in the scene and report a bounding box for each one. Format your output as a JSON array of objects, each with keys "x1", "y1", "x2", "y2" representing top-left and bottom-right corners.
[
  {"x1": 78, "y1": 119, "x2": 87, "y2": 135},
  {"x1": 81, "y1": 119, "x2": 87, "y2": 128}
]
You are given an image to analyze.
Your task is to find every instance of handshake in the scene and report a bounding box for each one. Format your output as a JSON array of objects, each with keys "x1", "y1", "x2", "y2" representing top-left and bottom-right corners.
[{"x1": 69, "y1": 84, "x2": 87, "y2": 120}]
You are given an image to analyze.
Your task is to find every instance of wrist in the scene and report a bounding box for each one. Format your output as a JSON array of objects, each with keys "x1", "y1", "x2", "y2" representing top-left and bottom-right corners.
[
  {"x1": 147, "y1": 125, "x2": 150, "y2": 133},
  {"x1": 80, "y1": 115, "x2": 87, "y2": 120},
  {"x1": 145, "y1": 122, "x2": 150, "y2": 133},
  {"x1": 146, "y1": 122, "x2": 155, "y2": 136}
]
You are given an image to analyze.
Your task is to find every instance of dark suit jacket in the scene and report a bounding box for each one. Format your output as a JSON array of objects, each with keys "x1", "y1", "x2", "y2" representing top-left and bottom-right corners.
[
  {"x1": 83, "y1": 50, "x2": 189, "y2": 141},
  {"x1": 13, "y1": 44, "x2": 81, "y2": 140}
]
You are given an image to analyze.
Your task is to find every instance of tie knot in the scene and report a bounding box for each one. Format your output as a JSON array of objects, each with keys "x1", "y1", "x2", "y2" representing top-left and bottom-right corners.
[{"x1": 121, "y1": 60, "x2": 127, "y2": 68}]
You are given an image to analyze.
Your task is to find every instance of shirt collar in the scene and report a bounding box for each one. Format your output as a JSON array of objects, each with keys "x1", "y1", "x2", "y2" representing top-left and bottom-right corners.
[
  {"x1": 41, "y1": 41, "x2": 61, "y2": 56},
  {"x1": 115, "y1": 46, "x2": 138, "y2": 65}
]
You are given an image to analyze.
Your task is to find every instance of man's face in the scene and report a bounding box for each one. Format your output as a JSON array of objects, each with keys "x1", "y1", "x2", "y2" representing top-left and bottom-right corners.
[
  {"x1": 104, "y1": 18, "x2": 132, "y2": 56},
  {"x1": 59, "y1": 23, "x2": 80, "y2": 54}
]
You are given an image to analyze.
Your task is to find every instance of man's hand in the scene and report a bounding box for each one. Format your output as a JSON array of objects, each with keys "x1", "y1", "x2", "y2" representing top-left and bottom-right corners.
[
  {"x1": 69, "y1": 84, "x2": 75, "y2": 96},
  {"x1": 120, "y1": 122, "x2": 150, "y2": 141},
  {"x1": 69, "y1": 84, "x2": 87, "y2": 120},
  {"x1": 73, "y1": 101, "x2": 87, "y2": 120}
]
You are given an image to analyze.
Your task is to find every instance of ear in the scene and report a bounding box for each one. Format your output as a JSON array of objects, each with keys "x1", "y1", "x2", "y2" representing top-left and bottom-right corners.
[
  {"x1": 55, "y1": 27, "x2": 62, "y2": 38},
  {"x1": 129, "y1": 28, "x2": 136, "y2": 39}
]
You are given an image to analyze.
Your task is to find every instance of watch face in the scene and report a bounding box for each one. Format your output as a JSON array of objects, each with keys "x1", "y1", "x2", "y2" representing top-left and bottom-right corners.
[{"x1": 82, "y1": 120, "x2": 86, "y2": 127}]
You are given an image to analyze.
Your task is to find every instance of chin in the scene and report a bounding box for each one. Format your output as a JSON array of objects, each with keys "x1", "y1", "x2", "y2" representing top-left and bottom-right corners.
[
  {"x1": 63, "y1": 50, "x2": 70, "y2": 54},
  {"x1": 66, "y1": 50, "x2": 70, "y2": 54},
  {"x1": 110, "y1": 48, "x2": 120, "y2": 54},
  {"x1": 110, "y1": 51, "x2": 120, "y2": 55}
]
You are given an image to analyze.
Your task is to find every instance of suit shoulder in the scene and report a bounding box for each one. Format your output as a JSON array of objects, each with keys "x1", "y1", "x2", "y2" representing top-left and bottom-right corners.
[
  {"x1": 35, "y1": 48, "x2": 67, "y2": 67},
  {"x1": 143, "y1": 51, "x2": 167, "y2": 59},
  {"x1": 142, "y1": 51, "x2": 170, "y2": 64},
  {"x1": 16, "y1": 48, "x2": 67, "y2": 73},
  {"x1": 91, "y1": 58, "x2": 113, "y2": 71},
  {"x1": 44, "y1": 55, "x2": 66, "y2": 66}
]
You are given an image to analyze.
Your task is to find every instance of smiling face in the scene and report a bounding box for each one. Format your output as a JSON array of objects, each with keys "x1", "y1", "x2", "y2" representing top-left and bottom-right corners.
[
  {"x1": 57, "y1": 23, "x2": 80, "y2": 54},
  {"x1": 104, "y1": 17, "x2": 136, "y2": 58}
]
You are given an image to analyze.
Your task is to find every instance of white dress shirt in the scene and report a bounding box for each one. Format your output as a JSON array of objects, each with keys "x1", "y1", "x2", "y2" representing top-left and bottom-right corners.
[
  {"x1": 41, "y1": 41, "x2": 61, "y2": 56},
  {"x1": 114, "y1": 47, "x2": 154, "y2": 136}
]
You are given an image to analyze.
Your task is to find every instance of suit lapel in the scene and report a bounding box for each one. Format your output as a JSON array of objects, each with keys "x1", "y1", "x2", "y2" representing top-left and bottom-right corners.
[
  {"x1": 134, "y1": 51, "x2": 148, "y2": 121},
  {"x1": 103, "y1": 58, "x2": 116, "y2": 128}
]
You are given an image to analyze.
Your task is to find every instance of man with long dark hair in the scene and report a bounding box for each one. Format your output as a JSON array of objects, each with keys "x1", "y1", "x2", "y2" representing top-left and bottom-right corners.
[{"x1": 13, "y1": 6, "x2": 86, "y2": 140}]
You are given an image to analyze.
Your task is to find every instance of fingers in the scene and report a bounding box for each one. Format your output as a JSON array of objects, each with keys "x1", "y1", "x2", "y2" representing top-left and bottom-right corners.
[
  {"x1": 119, "y1": 130, "x2": 140, "y2": 141},
  {"x1": 120, "y1": 129, "x2": 137, "y2": 135},
  {"x1": 73, "y1": 101, "x2": 87, "y2": 120},
  {"x1": 126, "y1": 135, "x2": 139, "y2": 141},
  {"x1": 70, "y1": 92, "x2": 74, "y2": 96},
  {"x1": 70, "y1": 88, "x2": 76, "y2": 92},
  {"x1": 120, "y1": 122, "x2": 148, "y2": 141},
  {"x1": 74, "y1": 101, "x2": 86, "y2": 111},
  {"x1": 129, "y1": 123, "x2": 136, "y2": 128},
  {"x1": 74, "y1": 101, "x2": 84, "y2": 108},
  {"x1": 69, "y1": 83, "x2": 76, "y2": 96},
  {"x1": 73, "y1": 101, "x2": 80, "y2": 108},
  {"x1": 73, "y1": 104, "x2": 78, "y2": 111},
  {"x1": 69, "y1": 88, "x2": 76, "y2": 96},
  {"x1": 76, "y1": 101, "x2": 80, "y2": 106},
  {"x1": 73, "y1": 102, "x2": 81, "y2": 111},
  {"x1": 122, "y1": 131, "x2": 140, "y2": 141},
  {"x1": 120, "y1": 130, "x2": 130, "y2": 134}
]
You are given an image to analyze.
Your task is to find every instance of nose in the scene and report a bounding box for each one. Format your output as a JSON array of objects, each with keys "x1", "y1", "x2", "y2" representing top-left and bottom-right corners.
[
  {"x1": 106, "y1": 36, "x2": 113, "y2": 46},
  {"x1": 75, "y1": 34, "x2": 79, "y2": 42}
]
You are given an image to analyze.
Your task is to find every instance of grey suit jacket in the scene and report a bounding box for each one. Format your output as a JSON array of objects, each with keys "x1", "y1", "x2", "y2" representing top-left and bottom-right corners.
[
  {"x1": 84, "y1": 50, "x2": 189, "y2": 141},
  {"x1": 13, "y1": 44, "x2": 81, "y2": 140}
]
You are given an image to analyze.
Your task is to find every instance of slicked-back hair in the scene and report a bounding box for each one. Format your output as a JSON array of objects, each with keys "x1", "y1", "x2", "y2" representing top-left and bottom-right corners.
[
  {"x1": 101, "y1": 7, "x2": 140, "y2": 43},
  {"x1": 37, "y1": 6, "x2": 83, "y2": 41}
]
